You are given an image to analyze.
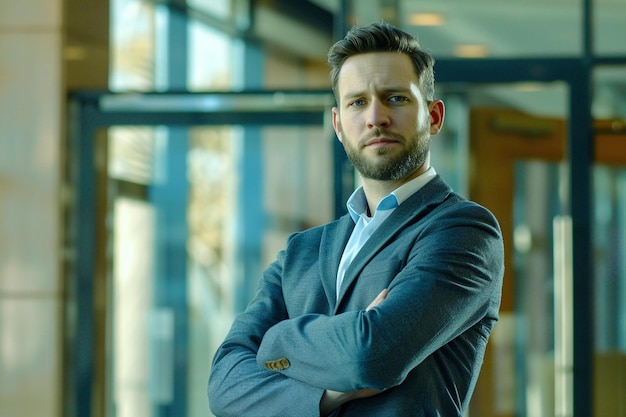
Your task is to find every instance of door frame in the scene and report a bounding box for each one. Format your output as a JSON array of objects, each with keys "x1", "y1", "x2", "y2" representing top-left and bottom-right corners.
[
  {"x1": 468, "y1": 106, "x2": 626, "y2": 416},
  {"x1": 64, "y1": 90, "x2": 338, "y2": 417},
  {"x1": 435, "y1": 56, "x2": 601, "y2": 416}
]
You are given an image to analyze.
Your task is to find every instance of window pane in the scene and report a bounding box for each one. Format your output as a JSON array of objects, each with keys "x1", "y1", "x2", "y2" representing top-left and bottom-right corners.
[
  {"x1": 113, "y1": 197, "x2": 155, "y2": 417},
  {"x1": 593, "y1": 65, "x2": 626, "y2": 417},
  {"x1": 188, "y1": 19, "x2": 233, "y2": 90},
  {"x1": 431, "y1": 83, "x2": 569, "y2": 416},
  {"x1": 595, "y1": 0, "x2": 626, "y2": 55},
  {"x1": 107, "y1": 121, "x2": 333, "y2": 417},
  {"x1": 592, "y1": 166, "x2": 626, "y2": 417},
  {"x1": 187, "y1": 0, "x2": 231, "y2": 20},
  {"x1": 110, "y1": 0, "x2": 156, "y2": 90},
  {"x1": 593, "y1": 66, "x2": 626, "y2": 121},
  {"x1": 187, "y1": 126, "x2": 238, "y2": 417},
  {"x1": 399, "y1": 1, "x2": 582, "y2": 58}
]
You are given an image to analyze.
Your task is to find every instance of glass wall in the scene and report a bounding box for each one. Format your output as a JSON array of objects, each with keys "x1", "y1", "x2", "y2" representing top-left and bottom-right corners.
[
  {"x1": 103, "y1": 118, "x2": 333, "y2": 417},
  {"x1": 106, "y1": 1, "x2": 334, "y2": 416},
  {"x1": 109, "y1": 1, "x2": 240, "y2": 416},
  {"x1": 443, "y1": 82, "x2": 569, "y2": 417},
  {"x1": 64, "y1": 1, "x2": 626, "y2": 417},
  {"x1": 595, "y1": 0, "x2": 626, "y2": 55},
  {"x1": 395, "y1": 0, "x2": 583, "y2": 58},
  {"x1": 592, "y1": 65, "x2": 626, "y2": 417}
]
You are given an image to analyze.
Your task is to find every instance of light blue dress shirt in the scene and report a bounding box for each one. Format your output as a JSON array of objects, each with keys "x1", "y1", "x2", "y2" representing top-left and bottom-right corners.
[{"x1": 336, "y1": 168, "x2": 437, "y2": 298}]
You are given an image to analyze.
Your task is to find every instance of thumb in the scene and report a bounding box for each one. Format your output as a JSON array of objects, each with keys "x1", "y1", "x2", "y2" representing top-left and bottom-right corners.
[{"x1": 366, "y1": 288, "x2": 388, "y2": 311}]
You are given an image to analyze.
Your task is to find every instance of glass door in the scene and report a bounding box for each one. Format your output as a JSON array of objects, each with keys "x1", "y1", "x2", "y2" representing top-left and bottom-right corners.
[
  {"x1": 465, "y1": 101, "x2": 565, "y2": 417},
  {"x1": 65, "y1": 91, "x2": 339, "y2": 417},
  {"x1": 105, "y1": 122, "x2": 336, "y2": 417},
  {"x1": 465, "y1": 94, "x2": 626, "y2": 417},
  {"x1": 592, "y1": 162, "x2": 626, "y2": 417}
]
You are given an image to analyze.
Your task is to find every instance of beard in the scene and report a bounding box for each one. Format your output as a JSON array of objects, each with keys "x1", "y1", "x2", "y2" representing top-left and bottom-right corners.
[{"x1": 342, "y1": 126, "x2": 431, "y2": 181}]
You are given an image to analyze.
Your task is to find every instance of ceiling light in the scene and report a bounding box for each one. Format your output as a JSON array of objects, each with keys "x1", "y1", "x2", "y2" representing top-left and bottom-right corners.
[
  {"x1": 408, "y1": 13, "x2": 445, "y2": 26},
  {"x1": 454, "y1": 44, "x2": 488, "y2": 58}
]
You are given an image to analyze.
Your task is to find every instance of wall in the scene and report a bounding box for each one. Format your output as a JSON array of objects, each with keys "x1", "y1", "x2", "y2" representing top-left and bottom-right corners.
[
  {"x1": 0, "y1": 0, "x2": 109, "y2": 416},
  {"x1": 0, "y1": 1, "x2": 63, "y2": 416}
]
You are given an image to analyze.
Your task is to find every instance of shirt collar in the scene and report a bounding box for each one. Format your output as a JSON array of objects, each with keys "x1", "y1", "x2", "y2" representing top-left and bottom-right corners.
[{"x1": 346, "y1": 167, "x2": 437, "y2": 223}]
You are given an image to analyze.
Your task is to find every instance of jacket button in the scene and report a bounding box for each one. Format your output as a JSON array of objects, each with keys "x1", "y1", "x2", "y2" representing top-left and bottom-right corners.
[{"x1": 265, "y1": 358, "x2": 290, "y2": 371}]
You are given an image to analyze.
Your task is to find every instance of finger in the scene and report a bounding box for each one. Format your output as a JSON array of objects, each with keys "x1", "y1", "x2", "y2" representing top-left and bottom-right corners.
[
  {"x1": 366, "y1": 288, "x2": 388, "y2": 311},
  {"x1": 353, "y1": 388, "x2": 383, "y2": 399}
]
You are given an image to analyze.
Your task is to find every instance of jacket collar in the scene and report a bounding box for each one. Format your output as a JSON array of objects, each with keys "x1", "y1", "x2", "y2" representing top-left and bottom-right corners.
[{"x1": 322, "y1": 175, "x2": 453, "y2": 311}]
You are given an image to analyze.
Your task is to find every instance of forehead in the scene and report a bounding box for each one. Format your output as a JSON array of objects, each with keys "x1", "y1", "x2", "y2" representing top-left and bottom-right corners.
[{"x1": 337, "y1": 52, "x2": 418, "y2": 94}]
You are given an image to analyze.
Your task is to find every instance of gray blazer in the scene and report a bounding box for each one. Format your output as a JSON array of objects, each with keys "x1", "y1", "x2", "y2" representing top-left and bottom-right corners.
[{"x1": 208, "y1": 175, "x2": 504, "y2": 417}]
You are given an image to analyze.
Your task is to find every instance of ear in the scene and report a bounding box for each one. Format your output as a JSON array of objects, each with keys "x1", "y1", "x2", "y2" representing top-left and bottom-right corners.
[
  {"x1": 428, "y1": 100, "x2": 445, "y2": 135},
  {"x1": 332, "y1": 107, "x2": 343, "y2": 142}
]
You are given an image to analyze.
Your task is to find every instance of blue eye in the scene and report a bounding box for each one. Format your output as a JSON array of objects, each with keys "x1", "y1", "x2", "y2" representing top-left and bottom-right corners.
[
  {"x1": 389, "y1": 96, "x2": 408, "y2": 103},
  {"x1": 350, "y1": 99, "x2": 366, "y2": 107}
]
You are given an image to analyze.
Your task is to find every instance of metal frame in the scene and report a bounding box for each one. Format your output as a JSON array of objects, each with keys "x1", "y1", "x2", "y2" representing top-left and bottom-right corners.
[
  {"x1": 65, "y1": 89, "x2": 336, "y2": 417},
  {"x1": 435, "y1": 55, "x2": 594, "y2": 414}
]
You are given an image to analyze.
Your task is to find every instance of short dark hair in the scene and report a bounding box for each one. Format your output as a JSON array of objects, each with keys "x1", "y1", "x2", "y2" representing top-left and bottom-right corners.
[{"x1": 328, "y1": 22, "x2": 435, "y2": 103}]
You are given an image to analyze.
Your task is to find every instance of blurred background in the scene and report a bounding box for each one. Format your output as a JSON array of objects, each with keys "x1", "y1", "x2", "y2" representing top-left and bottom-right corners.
[{"x1": 1, "y1": 0, "x2": 625, "y2": 416}]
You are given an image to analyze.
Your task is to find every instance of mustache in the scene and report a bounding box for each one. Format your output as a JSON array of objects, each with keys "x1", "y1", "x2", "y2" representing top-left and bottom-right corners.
[{"x1": 362, "y1": 128, "x2": 404, "y2": 143}]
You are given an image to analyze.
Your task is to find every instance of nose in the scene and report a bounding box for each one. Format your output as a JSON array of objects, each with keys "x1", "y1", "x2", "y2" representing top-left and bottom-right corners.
[{"x1": 366, "y1": 100, "x2": 390, "y2": 129}]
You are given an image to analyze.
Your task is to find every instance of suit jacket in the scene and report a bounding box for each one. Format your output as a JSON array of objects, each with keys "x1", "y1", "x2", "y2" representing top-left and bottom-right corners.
[{"x1": 208, "y1": 175, "x2": 504, "y2": 417}]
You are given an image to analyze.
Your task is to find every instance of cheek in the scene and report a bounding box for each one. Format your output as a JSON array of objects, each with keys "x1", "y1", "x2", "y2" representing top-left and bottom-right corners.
[
  {"x1": 417, "y1": 105, "x2": 427, "y2": 125},
  {"x1": 337, "y1": 116, "x2": 356, "y2": 137},
  {"x1": 415, "y1": 107, "x2": 430, "y2": 131}
]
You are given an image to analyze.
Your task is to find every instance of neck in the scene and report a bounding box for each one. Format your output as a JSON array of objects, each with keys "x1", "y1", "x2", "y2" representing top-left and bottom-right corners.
[{"x1": 361, "y1": 159, "x2": 430, "y2": 215}]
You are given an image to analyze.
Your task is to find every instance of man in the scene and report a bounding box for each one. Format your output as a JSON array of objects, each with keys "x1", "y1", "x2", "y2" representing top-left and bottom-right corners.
[{"x1": 208, "y1": 22, "x2": 504, "y2": 417}]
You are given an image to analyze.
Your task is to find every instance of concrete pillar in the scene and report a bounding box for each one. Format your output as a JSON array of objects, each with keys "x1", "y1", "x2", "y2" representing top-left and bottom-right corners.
[{"x1": 0, "y1": 0, "x2": 108, "y2": 416}]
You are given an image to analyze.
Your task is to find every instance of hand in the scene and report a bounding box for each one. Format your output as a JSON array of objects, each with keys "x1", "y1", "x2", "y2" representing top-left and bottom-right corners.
[
  {"x1": 319, "y1": 289, "x2": 388, "y2": 416},
  {"x1": 366, "y1": 288, "x2": 388, "y2": 311},
  {"x1": 320, "y1": 388, "x2": 381, "y2": 416}
]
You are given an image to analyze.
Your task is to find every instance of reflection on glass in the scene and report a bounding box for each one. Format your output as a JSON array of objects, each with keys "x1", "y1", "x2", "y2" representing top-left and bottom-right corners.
[
  {"x1": 108, "y1": 127, "x2": 157, "y2": 184},
  {"x1": 593, "y1": 64, "x2": 626, "y2": 417},
  {"x1": 187, "y1": 126, "x2": 238, "y2": 417},
  {"x1": 513, "y1": 162, "x2": 626, "y2": 417},
  {"x1": 593, "y1": 166, "x2": 626, "y2": 417},
  {"x1": 187, "y1": 0, "x2": 231, "y2": 20},
  {"x1": 513, "y1": 160, "x2": 562, "y2": 417},
  {"x1": 113, "y1": 198, "x2": 155, "y2": 417},
  {"x1": 593, "y1": 67, "x2": 626, "y2": 122},
  {"x1": 188, "y1": 19, "x2": 233, "y2": 91},
  {"x1": 553, "y1": 214, "x2": 573, "y2": 417},
  {"x1": 107, "y1": 122, "x2": 334, "y2": 417},
  {"x1": 110, "y1": 0, "x2": 156, "y2": 90}
]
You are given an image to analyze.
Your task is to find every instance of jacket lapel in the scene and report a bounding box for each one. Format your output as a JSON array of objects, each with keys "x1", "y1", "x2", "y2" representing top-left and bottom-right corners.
[
  {"x1": 335, "y1": 176, "x2": 453, "y2": 308},
  {"x1": 319, "y1": 214, "x2": 354, "y2": 310}
]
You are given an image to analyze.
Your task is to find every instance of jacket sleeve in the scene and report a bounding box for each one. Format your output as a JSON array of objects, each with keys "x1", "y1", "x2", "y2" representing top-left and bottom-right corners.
[
  {"x1": 208, "y1": 249, "x2": 325, "y2": 417},
  {"x1": 256, "y1": 203, "x2": 504, "y2": 392}
]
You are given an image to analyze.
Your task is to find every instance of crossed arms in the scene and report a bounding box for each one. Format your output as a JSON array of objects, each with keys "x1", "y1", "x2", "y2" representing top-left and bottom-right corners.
[
  {"x1": 208, "y1": 203, "x2": 504, "y2": 417},
  {"x1": 319, "y1": 288, "x2": 388, "y2": 415}
]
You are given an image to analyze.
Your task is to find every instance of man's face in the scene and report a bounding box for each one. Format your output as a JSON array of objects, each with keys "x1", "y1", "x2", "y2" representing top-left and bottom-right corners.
[{"x1": 332, "y1": 52, "x2": 442, "y2": 182}]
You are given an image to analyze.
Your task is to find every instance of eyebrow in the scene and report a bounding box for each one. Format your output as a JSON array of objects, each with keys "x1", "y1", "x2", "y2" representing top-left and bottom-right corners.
[{"x1": 342, "y1": 86, "x2": 413, "y2": 100}]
